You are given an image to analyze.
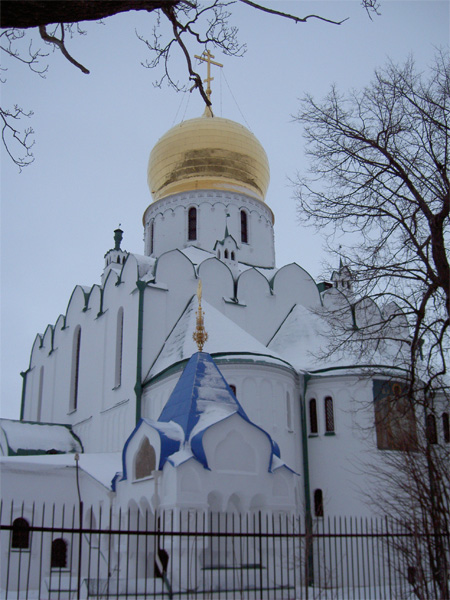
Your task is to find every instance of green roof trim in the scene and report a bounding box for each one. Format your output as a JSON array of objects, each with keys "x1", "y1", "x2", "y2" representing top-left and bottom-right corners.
[
  {"x1": 144, "y1": 351, "x2": 295, "y2": 387},
  {"x1": 309, "y1": 364, "x2": 408, "y2": 375}
]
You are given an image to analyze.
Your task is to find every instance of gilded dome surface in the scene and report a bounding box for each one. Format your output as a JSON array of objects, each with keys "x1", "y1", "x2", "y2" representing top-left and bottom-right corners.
[{"x1": 148, "y1": 111, "x2": 270, "y2": 202}]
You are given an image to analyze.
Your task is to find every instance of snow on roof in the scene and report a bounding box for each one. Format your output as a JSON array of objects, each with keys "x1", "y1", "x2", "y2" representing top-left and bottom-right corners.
[
  {"x1": 0, "y1": 419, "x2": 82, "y2": 456},
  {"x1": 158, "y1": 352, "x2": 247, "y2": 440},
  {"x1": 255, "y1": 267, "x2": 279, "y2": 280},
  {"x1": 131, "y1": 253, "x2": 157, "y2": 279},
  {"x1": 167, "y1": 446, "x2": 195, "y2": 467},
  {"x1": 156, "y1": 352, "x2": 285, "y2": 471},
  {"x1": 146, "y1": 298, "x2": 289, "y2": 381},
  {"x1": 144, "y1": 419, "x2": 184, "y2": 442},
  {"x1": 77, "y1": 452, "x2": 123, "y2": 487},
  {"x1": 179, "y1": 246, "x2": 215, "y2": 265},
  {"x1": 269, "y1": 304, "x2": 407, "y2": 373},
  {"x1": 0, "y1": 452, "x2": 122, "y2": 488},
  {"x1": 123, "y1": 352, "x2": 295, "y2": 475},
  {"x1": 178, "y1": 247, "x2": 279, "y2": 281}
]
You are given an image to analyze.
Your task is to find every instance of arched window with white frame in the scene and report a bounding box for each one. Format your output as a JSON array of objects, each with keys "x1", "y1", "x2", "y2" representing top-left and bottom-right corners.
[
  {"x1": 309, "y1": 398, "x2": 318, "y2": 434},
  {"x1": 188, "y1": 207, "x2": 197, "y2": 241},
  {"x1": 135, "y1": 437, "x2": 156, "y2": 480},
  {"x1": 69, "y1": 325, "x2": 81, "y2": 411},
  {"x1": 426, "y1": 413, "x2": 438, "y2": 444},
  {"x1": 11, "y1": 517, "x2": 30, "y2": 549},
  {"x1": 314, "y1": 489, "x2": 324, "y2": 517},
  {"x1": 115, "y1": 307, "x2": 124, "y2": 388},
  {"x1": 150, "y1": 220, "x2": 155, "y2": 255},
  {"x1": 443, "y1": 413, "x2": 449, "y2": 443},
  {"x1": 286, "y1": 391, "x2": 293, "y2": 431},
  {"x1": 240, "y1": 210, "x2": 248, "y2": 243},
  {"x1": 51, "y1": 538, "x2": 68, "y2": 569},
  {"x1": 37, "y1": 365, "x2": 44, "y2": 421},
  {"x1": 324, "y1": 396, "x2": 335, "y2": 433}
]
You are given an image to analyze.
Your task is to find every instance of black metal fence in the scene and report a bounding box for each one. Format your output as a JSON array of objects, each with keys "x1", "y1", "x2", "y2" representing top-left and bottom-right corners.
[{"x1": 1, "y1": 501, "x2": 448, "y2": 599}]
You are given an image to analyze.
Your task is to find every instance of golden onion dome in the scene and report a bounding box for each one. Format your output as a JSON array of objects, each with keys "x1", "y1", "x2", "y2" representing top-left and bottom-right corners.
[{"x1": 148, "y1": 108, "x2": 270, "y2": 203}]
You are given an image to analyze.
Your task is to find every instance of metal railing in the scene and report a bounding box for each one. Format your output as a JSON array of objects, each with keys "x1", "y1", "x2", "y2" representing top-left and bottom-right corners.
[{"x1": 1, "y1": 501, "x2": 448, "y2": 599}]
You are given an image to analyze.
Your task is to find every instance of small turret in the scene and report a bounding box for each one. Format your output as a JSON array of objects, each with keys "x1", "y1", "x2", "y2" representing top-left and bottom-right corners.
[
  {"x1": 330, "y1": 258, "x2": 353, "y2": 294},
  {"x1": 214, "y1": 214, "x2": 240, "y2": 277},
  {"x1": 102, "y1": 227, "x2": 129, "y2": 284}
]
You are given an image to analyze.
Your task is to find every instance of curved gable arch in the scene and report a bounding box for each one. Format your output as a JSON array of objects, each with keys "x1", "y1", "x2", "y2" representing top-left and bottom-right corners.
[
  {"x1": 197, "y1": 258, "x2": 234, "y2": 302},
  {"x1": 382, "y1": 301, "x2": 409, "y2": 338},
  {"x1": 118, "y1": 253, "x2": 140, "y2": 286},
  {"x1": 49, "y1": 315, "x2": 65, "y2": 354},
  {"x1": 102, "y1": 268, "x2": 121, "y2": 307},
  {"x1": 236, "y1": 267, "x2": 272, "y2": 300},
  {"x1": 154, "y1": 248, "x2": 197, "y2": 282},
  {"x1": 271, "y1": 263, "x2": 320, "y2": 309},
  {"x1": 353, "y1": 296, "x2": 383, "y2": 330},
  {"x1": 65, "y1": 285, "x2": 89, "y2": 327},
  {"x1": 41, "y1": 324, "x2": 54, "y2": 353},
  {"x1": 30, "y1": 334, "x2": 44, "y2": 363},
  {"x1": 86, "y1": 284, "x2": 102, "y2": 317}
]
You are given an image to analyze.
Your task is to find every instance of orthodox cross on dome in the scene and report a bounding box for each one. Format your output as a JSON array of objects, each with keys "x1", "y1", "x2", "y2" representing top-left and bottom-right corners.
[
  {"x1": 193, "y1": 280, "x2": 208, "y2": 352},
  {"x1": 194, "y1": 49, "x2": 223, "y2": 103}
]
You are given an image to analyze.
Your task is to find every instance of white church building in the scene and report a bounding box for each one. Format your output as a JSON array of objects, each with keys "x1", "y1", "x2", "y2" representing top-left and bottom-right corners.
[{"x1": 0, "y1": 94, "x2": 426, "y2": 597}]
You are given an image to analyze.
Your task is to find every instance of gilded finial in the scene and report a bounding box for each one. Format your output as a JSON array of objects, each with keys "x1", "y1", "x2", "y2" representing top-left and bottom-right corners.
[
  {"x1": 193, "y1": 280, "x2": 208, "y2": 352},
  {"x1": 194, "y1": 49, "x2": 223, "y2": 104}
]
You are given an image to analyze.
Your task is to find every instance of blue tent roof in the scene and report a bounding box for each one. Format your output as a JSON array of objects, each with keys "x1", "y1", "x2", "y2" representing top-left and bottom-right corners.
[
  {"x1": 158, "y1": 352, "x2": 249, "y2": 438},
  {"x1": 118, "y1": 352, "x2": 290, "y2": 483}
]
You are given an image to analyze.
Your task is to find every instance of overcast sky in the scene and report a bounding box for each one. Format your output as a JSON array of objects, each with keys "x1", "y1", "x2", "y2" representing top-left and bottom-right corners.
[{"x1": 1, "y1": 1, "x2": 448, "y2": 419}]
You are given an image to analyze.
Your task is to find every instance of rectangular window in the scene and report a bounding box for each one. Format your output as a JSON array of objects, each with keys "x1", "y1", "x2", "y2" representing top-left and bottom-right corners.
[
  {"x1": 373, "y1": 380, "x2": 418, "y2": 451},
  {"x1": 324, "y1": 396, "x2": 335, "y2": 433},
  {"x1": 309, "y1": 399, "x2": 318, "y2": 434}
]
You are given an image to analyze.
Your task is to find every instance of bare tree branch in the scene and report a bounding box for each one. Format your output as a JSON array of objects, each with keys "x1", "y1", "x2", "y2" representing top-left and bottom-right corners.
[
  {"x1": 39, "y1": 24, "x2": 89, "y2": 74},
  {"x1": 238, "y1": 0, "x2": 349, "y2": 26},
  {"x1": 1, "y1": 0, "x2": 381, "y2": 168},
  {"x1": 1, "y1": 105, "x2": 34, "y2": 170}
]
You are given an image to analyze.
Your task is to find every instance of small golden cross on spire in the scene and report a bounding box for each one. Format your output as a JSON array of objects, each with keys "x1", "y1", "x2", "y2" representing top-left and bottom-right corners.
[
  {"x1": 193, "y1": 280, "x2": 208, "y2": 352},
  {"x1": 194, "y1": 49, "x2": 223, "y2": 103}
]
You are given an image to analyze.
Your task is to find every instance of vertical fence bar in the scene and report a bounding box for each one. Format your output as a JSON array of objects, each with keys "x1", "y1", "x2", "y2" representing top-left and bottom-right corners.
[
  {"x1": 24, "y1": 502, "x2": 35, "y2": 600},
  {"x1": 86, "y1": 506, "x2": 92, "y2": 596},
  {"x1": 364, "y1": 516, "x2": 371, "y2": 594},
  {"x1": 230, "y1": 512, "x2": 235, "y2": 600},
  {"x1": 106, "y1": 506, "x2": 112, "y2": 598},
  {"x1": 3, "y1": 501, "x2": 12, "y2": 599},
  {"x1": 69, "y1": 503, "x2": 77, "y2": 599},
  {"x1": 195, "y1": 510, "x2": 199, "y2": 598},
  {"x1": 144, "y1": 508, "x2": 148, "y2": 599},
  {"x1": 116, "y1": 507, "x2": 122, "y2": 600},
  {"x1": 202, "y1": 511, "x2": 206, "y2": 596},
  {"x1": 176, "y1": 511, "x2": 180, "y2": 599},
  {"x1": 265, "y1": 513, "x2": 270, "y2": 600},
  {"x1": 38, "y1": 503, "x2": 46, "y2": 600},
  {"x1": 16, "y1": 502, "x2": 25, "y2": 598},
  {"x1": 385, "y1": 516, "x2": 392, "y2": 598}
]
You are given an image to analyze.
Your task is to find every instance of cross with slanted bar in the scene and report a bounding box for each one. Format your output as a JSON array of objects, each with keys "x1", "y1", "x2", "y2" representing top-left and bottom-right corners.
[{"x1": 194, "y1": 49, "x2": 223, "y2": 102}]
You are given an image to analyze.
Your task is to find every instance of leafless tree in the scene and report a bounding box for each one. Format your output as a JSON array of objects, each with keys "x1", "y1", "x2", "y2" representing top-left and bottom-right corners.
[
  {"x1": 365, "y1": 405, "x2": 449, "y2": 599},
  {"x1": 295, "y1": 51, "x2": 449, "y2": 399},
  {"x1": 295, "y1": 52, "x2": 449, "y2": 598},
  {"x1": 0, "y1": 0, "x2": 379, "y2": 169}
]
